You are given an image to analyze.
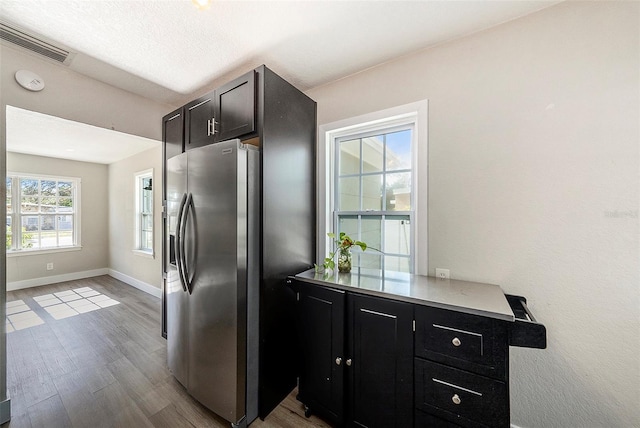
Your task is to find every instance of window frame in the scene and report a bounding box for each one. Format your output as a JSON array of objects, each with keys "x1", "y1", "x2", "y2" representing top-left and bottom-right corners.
[
  {"x1": 133, "y1": 168, "x2": 154, "y2": 257},
  {"x1": 6, "y1": 172, "x2": 82, "y2": 256},
  {"x1": 318, "y1": 100, "x2": 428, "y2": 275}
]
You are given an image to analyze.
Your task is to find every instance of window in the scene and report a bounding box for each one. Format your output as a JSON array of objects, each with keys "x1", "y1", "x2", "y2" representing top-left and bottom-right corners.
[
  {"x1": 335, "y1": 126, "x2": 414, "y2": 272},
  {"x1": 320, "y1": 100, "x2": 428, "y2": 274},
  {"x1": 134, "y1": 169, "x2": 154, "y2": 255},
  {"x1": 6, "y1": 174, "x2": 81, "y2": 252}
]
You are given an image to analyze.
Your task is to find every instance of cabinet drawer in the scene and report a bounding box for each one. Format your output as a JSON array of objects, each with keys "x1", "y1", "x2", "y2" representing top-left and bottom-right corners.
[
  {"x1": 415, "y1": 306, "x2": 507, "y2": 379},
  {"x1": 415, "y1": 409, "x2": 464, "y2": 427},
  {"x1": 415, "y1": 359, "x2": 508, "y2": 428}
]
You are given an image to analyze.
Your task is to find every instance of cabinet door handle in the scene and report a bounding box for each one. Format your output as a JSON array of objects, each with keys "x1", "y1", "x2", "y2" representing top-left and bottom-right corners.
[
  {"x1": 335, "y1": 357, "x2": 342, "y2": 366},
  {"x1": 207, "y1": 118, "x2": 218, "y2": 136},
  {"x1": 452, "y1": 337, "x2": 462, "y2": 347},
  {"x1": 346, "y1": 359, "x2": 352, "y2": 366},
  {"x1": 452, "y1": 394, "x2": 461, "y2": 405}
]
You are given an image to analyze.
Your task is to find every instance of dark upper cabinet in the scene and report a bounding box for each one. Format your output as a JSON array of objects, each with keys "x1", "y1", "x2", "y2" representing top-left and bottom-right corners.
[
  {"x1": 214, "y1": 70, "x2": 256, "y2": 141},
  {"x1": 297, "y1": 282, "x2": 345, "y2": 426},
  {"x1": 183, "y1": 70, "x2": 256, "y2": 151},
  {"x1": 347, "y1": 294, "x2": 414, "y2": 428},
  {"x1": 163, "y1": 107, "x2": 184, "y2": 163},
  {"x1": 184, "y1": 93, "x2": 215, "y2": 151}
]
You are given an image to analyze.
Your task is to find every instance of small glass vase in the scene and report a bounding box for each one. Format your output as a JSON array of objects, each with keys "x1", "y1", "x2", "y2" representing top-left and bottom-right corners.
[{"x1": 337, "y1": 247, "x2": 352, "y2": 273}]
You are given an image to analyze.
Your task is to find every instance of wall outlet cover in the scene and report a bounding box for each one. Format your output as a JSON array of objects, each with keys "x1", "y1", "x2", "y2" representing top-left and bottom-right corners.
[{"x1": 435, "y1": 268, "x2": 450, "y2": 279}]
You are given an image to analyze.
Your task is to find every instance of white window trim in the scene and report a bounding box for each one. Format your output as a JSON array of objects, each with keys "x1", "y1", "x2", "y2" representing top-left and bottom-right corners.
[
  {"x1": 134, "y1": 168, "x2": 154, "y2": 257},
  {"x1": 318, "y1": 99, "x2": 428, "y2": 275},
  {"x1": 6, "y1": 172, "x2": 82, "y2": 255}
]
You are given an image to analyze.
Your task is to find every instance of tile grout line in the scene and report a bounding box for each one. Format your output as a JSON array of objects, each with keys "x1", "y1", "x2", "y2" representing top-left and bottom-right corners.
[{"x1": 7, "y1": 287, "x2": 121, "y2": 333}]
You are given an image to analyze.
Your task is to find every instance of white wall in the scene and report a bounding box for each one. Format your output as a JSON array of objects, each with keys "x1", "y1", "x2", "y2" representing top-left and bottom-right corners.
[
  {"x1": 306, "y1": 2, "x2": 639, "y2": 427},
  {"x1": 108, "y1": 145, "x2": 163, "y2": 293},
  {"x1": 6, "y1": 153, "x2": 108, "y2": 285}
]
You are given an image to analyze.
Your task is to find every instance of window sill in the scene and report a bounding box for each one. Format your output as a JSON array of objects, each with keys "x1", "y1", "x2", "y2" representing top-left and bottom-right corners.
[
  {"x1": 6, "y1": 246, "x2": 82, "y2": 258},
  {"x1": 133, "y1": 249, "x2": 155, "y2": 259}
]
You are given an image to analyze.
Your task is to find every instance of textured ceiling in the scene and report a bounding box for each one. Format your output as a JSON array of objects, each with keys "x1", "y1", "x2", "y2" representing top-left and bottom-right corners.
[
  {"x1": 0, "y1": 0, "x2": 562, "y2": 106},
  {"x1": 6, "y1": 106, "x2": 159, "y2": 164}
]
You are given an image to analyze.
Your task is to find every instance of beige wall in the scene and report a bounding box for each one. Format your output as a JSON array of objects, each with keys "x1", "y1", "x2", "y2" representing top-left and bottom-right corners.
[
  {"x1": 1, "y1": 42, "x2": 173, "y2": 406},
  {"x1": 6, "y1": 153, "x2": 108, "y2": 283},
  {"x1": 108, "y1": 145, "x2": 163, "y2": 290},
  {"x1": 306, "y1": 2, "x2": 639, "y2": 427}
]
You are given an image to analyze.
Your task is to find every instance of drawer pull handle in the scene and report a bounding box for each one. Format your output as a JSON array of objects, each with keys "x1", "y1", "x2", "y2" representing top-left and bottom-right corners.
[
  {"x1": 346, "y1": 359, "x2": 352, "y2": 366},
  {"x1": 452, "y1": 394, "x2": 461, "y2": 405},
  {"x1": 432, "y1": 378, "x2": 483, "y2": 397},
  {"x1": 335, "y1": 357, "x2": 342, "y2": 365},
  {"x1": 452, "y1": 337, "x2": 461, "y2": 347}
]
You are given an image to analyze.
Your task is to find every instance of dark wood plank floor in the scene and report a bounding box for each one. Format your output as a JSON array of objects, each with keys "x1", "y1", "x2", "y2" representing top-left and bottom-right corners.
[{"x1": 3, "y1": 275, "x2": 329, "y2": 428}]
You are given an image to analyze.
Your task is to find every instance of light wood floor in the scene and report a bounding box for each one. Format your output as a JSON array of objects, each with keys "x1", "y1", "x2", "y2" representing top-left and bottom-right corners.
[{"x1": 4, "y1": 275, "x2": 330, "y2": 428}]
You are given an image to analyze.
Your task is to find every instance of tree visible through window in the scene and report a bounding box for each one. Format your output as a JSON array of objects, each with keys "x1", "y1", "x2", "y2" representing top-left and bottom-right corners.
[
  {"x1": 6, "y1": 174, "x2": 80, "y2": 251},
  {"x1": 335, "y1": 126, "x2": 414, "y2": 272}
]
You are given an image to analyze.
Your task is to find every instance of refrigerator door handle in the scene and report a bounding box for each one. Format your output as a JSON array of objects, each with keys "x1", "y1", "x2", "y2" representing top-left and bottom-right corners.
[
  {"x1": 175, "y1": 193, "x2": 188, "y2": 292},
  {"x1": 182, "y1": 193, "x2": 195, "y2": 294}
]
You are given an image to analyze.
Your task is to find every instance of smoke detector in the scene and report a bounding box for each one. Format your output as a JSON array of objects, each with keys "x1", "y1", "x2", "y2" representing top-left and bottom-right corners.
[{"x1": 15, "y1": 70, "x2": 45, "y2": 92}]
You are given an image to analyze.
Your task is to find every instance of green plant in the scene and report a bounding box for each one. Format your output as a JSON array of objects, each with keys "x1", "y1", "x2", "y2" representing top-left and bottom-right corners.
[
  {"x1": 6, "y1": 225, "x2": 34, "y2": 249},
  {"x1": 315, "y1": 232, "x2": 369, "y2": 272}
]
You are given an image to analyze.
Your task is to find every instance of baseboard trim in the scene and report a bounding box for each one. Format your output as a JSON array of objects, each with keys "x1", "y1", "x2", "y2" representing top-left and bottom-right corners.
[
  {"x1": 7, "y1": 268, "x2": 109, "y2": 291},
  {"x1": 108, "y1": 269, "x2": 161, "y2": 299},
  {"x1": 0, "y1": 397, "x2": 11, "y2": 425}
]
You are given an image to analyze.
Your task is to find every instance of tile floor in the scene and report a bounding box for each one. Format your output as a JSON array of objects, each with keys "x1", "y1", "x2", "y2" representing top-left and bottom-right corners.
[{"x1": 6, "y1": 287, "x2": 119, "y2": 332}]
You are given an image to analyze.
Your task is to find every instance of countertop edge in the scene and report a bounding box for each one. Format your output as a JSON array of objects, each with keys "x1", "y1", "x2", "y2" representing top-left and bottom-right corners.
[{"x1": 292, "y1": 272, "x2": 516, "y2": 322}]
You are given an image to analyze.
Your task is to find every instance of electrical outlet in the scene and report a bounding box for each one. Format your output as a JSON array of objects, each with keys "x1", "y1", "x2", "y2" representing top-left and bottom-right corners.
[
  {"x1": 46, "y1": 263, "x2": 54, "y2": 271},
  {"x1": 435, "y1": 268, "x2": 450, "y2": 279}
]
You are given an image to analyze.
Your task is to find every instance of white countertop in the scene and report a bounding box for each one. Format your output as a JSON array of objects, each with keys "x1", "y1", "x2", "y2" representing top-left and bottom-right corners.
[{"x1": 294, "y1": 268, "x2": 515, "y2": 322}]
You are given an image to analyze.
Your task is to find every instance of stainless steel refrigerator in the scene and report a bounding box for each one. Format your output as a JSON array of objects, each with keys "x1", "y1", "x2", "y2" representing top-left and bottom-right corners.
[{"x1": 166, "y1": 139, "x2": 260, "y2": 427}]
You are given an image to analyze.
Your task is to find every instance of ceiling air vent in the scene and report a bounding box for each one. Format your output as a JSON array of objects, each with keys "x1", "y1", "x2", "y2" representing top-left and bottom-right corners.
[{"x1": 0, "y1": 21, "x2": 72, "y2": 64}]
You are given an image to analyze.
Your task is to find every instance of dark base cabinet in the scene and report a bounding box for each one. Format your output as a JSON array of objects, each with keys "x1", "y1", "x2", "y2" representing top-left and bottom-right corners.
[
  {"x1": 297, "y1": 284, "x2": 345, "y2": 426},
  {"x1": 415, "y1": 359, "x2": 508, "y2": 428},
  {"x1": 292, "y1": 275, "x2": 546, "y2": 428},
  {"x1": 348, "y1": 294, "x2": 413, "y2": 428},
  {"x1": 295, "y1": 282, "x2": 413, "y2": 428},
  {"x1": 415, "y1": 409, "x2": 466, "y2": 428}
]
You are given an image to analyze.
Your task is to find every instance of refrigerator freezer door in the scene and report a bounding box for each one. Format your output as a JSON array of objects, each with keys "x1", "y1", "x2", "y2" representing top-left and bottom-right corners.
[
  {"x1": 186, "y1": 141, "x2": 247, "y2": 423},
  {"x1": 166, "y1": 152, "x2": 189, "y2": 388}
]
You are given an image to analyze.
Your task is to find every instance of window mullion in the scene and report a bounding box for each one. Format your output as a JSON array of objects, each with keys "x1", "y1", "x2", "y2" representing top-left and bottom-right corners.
[{"x1": 358, "y1": 138, "x2": 363, "y2": 212}]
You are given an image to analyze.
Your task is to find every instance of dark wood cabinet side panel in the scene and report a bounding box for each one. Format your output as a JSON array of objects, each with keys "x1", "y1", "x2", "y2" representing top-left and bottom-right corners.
[
  {"x1": 258, "y1": 277, "x2": 298, "y2": 418},
  {"x1": 258, "y1": 67, "x2": 316, "y2": 419},
  {"x1": 348, "y1": 294, "x2": 413, "y2": 428},
  {"x1": 261, "y1": 66, "x2": 316, "y2": 281}
]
